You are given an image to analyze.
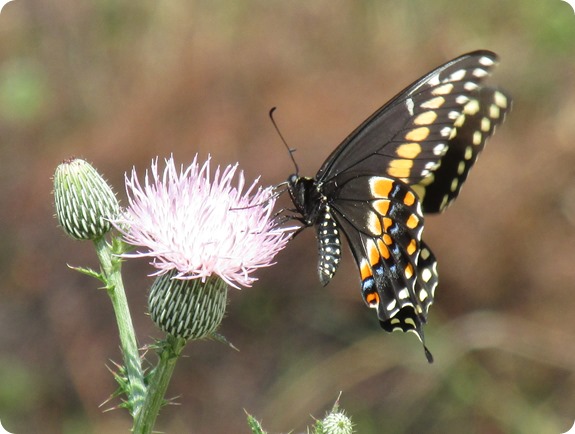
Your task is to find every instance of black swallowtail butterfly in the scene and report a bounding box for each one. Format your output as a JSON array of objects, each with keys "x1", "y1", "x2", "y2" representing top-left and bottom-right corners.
[{"x1": 286, "y1": 50, "x2": 511, "y2": 362}]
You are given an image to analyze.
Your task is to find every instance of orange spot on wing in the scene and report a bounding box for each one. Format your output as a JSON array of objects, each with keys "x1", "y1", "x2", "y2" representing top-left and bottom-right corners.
[
  {"x1": 406, "y1": 239, "x2": 417, "y2": 255},
  {"x1": 377, "y1": 239, "x2": 391, "y2": 259},
  {"x1": 404, "y1": 191, "x2": 416, "y2": 207},
  {"x1": 365, "y1": 291, "x2": 380, "y2": 306},
  {"x1": 368, "y1": 240, "x2": 380, "y2": 266},
  {"x1": 382, "y1": 217, "x2": 393, "y2": 232},
  {"x1": 371, "y1": 178, "x2": 394, "y2": 198},
  {"x1": 360, "y1": 260, "x2": 372, "y2": 281},
  {"x1": 405, "y1": 263, "x2": 414, "y2": 279},
  {"x1": 373, "y1": 199, "x2": 391, "y2": 216},
  {"x1": 406, "y1": 214, "x2": 420, "y2": 229}
]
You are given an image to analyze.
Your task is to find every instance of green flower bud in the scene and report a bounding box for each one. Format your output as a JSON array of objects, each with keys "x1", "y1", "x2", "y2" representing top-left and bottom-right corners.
[
  {"x1": 319, "y1": 410, "x2": 354, "y2": 434},
  {"x1": 53, "y1": 158, "x2": 120, "y2": 240},
  {"x1": 148, "y1": 271, "x2": 228, "y2": 340}
]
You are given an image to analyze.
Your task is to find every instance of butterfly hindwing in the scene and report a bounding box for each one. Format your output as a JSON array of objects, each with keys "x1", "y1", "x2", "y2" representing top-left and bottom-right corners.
[{"x1": 329, "y1": 177, "x2": 423, "y2": 315}]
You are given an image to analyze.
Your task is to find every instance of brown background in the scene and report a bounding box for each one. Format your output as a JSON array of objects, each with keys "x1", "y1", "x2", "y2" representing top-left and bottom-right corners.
[{"x1": 1, "y1": 0, "x2": 575, "y2": 433}]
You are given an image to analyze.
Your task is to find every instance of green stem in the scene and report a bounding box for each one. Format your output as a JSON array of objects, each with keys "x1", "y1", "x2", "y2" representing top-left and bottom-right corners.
[
  {"x1": 93, "y1": 237, "x2": 147, "y2": 419},
  {"x1": 134, "y1": 335, "x2": 186, "y2": 434}
]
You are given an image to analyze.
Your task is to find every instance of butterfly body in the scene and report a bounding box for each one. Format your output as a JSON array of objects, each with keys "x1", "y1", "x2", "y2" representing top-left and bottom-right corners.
[{"x1": 286, "y1": 50, "x2": 511, "y2": 362}]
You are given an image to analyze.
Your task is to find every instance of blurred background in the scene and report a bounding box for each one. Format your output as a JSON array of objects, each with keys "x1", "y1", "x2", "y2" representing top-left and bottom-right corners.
[{"x1": 1, "y1": 0, "x2": 574, "y2": 432}]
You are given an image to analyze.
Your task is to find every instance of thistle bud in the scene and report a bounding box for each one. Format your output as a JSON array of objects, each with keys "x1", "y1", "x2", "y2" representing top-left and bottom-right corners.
[
  {"x1": 53, "y1": 158, "x2": 120, "y2": 240},
  {"x1": 148, "y1": 271, "x2": 228, "y2": 340},
  {"x1": 319, "y1": 410, "x2": 354, "y2": 434}
]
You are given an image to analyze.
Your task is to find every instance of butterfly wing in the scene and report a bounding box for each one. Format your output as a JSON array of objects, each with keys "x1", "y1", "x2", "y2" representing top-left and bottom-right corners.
[
  {"x1": 316, "y1": 50, "x2": 504, "y2": 190},
  {"x1": 325, "y1": 175, "x2": 436, "y2": 354},
  {"x1": 414, "y1": 87, "x2": 511, "y2": 213}
]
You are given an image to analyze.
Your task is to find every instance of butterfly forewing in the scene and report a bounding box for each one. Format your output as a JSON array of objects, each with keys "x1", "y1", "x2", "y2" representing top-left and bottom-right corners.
[
  {"x1": 316, "y1": 51, "x2": 501, "y2": 186},
  {"x1": 414, "y1": 87, "x2": 512, "y2": 213}
]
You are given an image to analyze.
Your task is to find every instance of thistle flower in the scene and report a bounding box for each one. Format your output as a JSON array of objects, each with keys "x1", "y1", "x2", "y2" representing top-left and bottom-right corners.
[
  {"x1": 53, "y1": 158, "x2": 120, "y2": 240},
  {"x1": 114, "y1": 155, "x2": 292, "y2": 288}
]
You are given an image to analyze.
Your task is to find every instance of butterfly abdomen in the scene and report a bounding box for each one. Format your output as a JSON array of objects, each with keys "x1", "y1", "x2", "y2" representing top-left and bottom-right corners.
[{"x1": 316, "y1": 208, "x2": 342, "y2": 286}]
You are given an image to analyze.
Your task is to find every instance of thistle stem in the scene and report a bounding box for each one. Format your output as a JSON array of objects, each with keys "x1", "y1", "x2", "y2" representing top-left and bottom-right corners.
[
  {"x1": 133, "y1": 335, "x2": 186, "y2": 434},
  {"x1": 93, "y1": 237, "x2": 147, "y2": 419}
]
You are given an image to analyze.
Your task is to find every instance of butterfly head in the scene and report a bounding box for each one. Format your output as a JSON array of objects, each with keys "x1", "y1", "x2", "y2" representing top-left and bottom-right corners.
[{"x1": 287, "y1": 174, "x2": 324, "y2": 226}]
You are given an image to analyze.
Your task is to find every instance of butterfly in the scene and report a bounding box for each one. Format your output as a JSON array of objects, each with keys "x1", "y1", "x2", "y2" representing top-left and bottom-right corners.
[{"x1": 285, "y1": 50, "x2": 511, "y2": 362}]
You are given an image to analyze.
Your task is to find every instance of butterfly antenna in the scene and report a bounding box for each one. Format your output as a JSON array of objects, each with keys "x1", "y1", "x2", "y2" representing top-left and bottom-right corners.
[{"x1": 269, "y1": 107, "x2": 299, "y2": 174}]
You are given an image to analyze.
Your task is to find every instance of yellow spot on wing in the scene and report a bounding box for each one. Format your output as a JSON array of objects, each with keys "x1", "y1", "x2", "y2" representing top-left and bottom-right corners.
[
  {"x1": 404, "y1": 317, "x2": 416, "y2": 327},
  {"x1": 463, "y1": 99, "x2": 480, "y2": 116},
  {"x1": 413, "y1": 111, "x2": 437, "y2": 126},
  {"x1": 432, "y1": 83, "x2": 454, "y2": 96},
  {"x1": 388, "y1": 167, "x2": 411, "y2": 178},
  {"x1": 494, "y1": 91, "x2": 508, "y2": 108},
  {"x1": 473, "y1": 131, "x2": 482, "y2": 145},
  {"x1": 454, "y1": 114, "x2": 466, "y2": 128},
  {"x1": 450, "y1": 178, "x2": 459, "y2": 192},
  {"x1": 405, "y1": 127, "x2": 430, "y2": 142},
  {"x1": 388, "y1": 159, "x2": 414, "y2": 178},
  {"x1": 420, "y1": 248, "x2": 430, "y2": 260},
  {"x1": 396, "y1": 142, "x2": 422, "y2": 159},
  {"x1": 383, "y1": 234, "x2": 393, "y2": 245},
  {"x1": 421, "y1": 96, "x2": 445, "y2": 109},
  {"x1": 489, "y1": 104, "x2": 501, "y2": 119}
]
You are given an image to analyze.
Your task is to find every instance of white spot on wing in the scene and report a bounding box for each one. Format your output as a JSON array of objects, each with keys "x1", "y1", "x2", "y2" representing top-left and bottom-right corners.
[
  {"x1": 479, "y1": 56, "x2": 495, "y2": 66},
  {"x1": 448, "y1": 69, "x2": 466, "y2": 82},
  {"x1": 406, "y1": 98, "x2": 414, "y2": 116}
]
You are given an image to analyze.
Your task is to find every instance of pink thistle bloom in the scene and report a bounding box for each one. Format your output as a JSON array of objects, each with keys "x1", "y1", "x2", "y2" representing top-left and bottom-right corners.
[{"x1": 114, "y1": 155, "x2": 293, "y2": 288}]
